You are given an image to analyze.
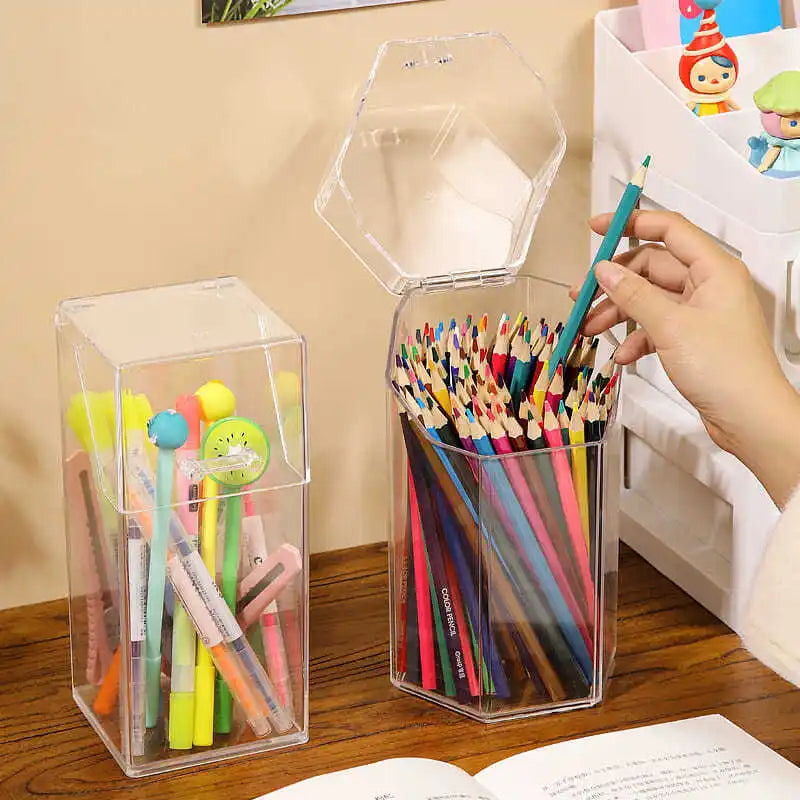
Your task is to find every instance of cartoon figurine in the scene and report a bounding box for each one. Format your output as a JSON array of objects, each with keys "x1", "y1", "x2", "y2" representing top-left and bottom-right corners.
[
  {"x1": 748, "y1": 71, "x2": 800, "y2": 179},
  {"x1": 679, "y1": 0, "x2": 740, "y2": 117}
]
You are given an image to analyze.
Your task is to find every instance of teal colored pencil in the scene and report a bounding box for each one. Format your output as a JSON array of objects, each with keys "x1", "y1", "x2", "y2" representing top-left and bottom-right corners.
[{"x1": 549, "y1": 156, "x2": 651, "y2": 379}]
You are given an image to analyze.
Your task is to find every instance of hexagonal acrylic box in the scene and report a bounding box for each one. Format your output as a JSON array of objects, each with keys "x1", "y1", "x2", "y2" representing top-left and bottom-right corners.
[
  {"x1": 317, "y1": 33, "x2": 621, "y2": 722},
  {"x1": 56, "y1": 277, "x2": 309, "y2": 776}
]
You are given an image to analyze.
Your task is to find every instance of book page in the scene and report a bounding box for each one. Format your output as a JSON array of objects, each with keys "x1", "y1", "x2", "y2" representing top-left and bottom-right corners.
[
  {"x1": 476, "y1": 716, "x2": 799, "y2": 800},
  {"x1": 257, "y1": 757, "x2": 498, "y2": 800}
]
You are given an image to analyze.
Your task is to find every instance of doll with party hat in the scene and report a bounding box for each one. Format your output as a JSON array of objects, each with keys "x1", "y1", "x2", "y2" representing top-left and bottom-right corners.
[{"x1": 679, "y1": 0, "x2": 740, "y2": 117}]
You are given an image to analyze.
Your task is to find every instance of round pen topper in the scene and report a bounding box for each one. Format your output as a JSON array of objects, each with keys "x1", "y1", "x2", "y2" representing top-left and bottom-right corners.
[
  {"x1": 748, "y1": 71, "x2": 800, "y2": 179},
  {"x1": 201, "y1": 415, "x2": 269, "y2": 734},
  {"x1": 679, "y1": 0, "x2": 740, "y2": 117},
  {"x1": 202, "y1": 416, "x2": 270, "y2": 488}
]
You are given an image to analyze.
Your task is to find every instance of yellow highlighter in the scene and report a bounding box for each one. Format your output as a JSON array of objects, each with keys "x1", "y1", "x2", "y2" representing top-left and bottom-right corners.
[{"x1": 193, "y1": 380, "x2": 236, "y2": 747}]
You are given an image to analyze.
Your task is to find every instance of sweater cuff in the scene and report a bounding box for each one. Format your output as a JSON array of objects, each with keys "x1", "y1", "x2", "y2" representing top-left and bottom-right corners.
[{"x1": 742, "y1": 485, "x2": 800, "y2": 687}]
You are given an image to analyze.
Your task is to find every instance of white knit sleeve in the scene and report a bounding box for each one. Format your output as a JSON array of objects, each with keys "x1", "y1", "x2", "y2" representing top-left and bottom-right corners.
[{"x1": 743, "y1": 487, "x2": 800, "y2": 687}]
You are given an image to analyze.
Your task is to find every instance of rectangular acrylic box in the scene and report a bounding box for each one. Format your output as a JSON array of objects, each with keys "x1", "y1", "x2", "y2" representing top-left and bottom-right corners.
[
  {"x1": 385, "y1": 277, "x2": 621, "y2": 721},
  {"x1": 316, "y1": 33, "x2": 622, "y2": 721},
  {"x1": 55, "y1": 276, "x2": 309, "y2": 777}
]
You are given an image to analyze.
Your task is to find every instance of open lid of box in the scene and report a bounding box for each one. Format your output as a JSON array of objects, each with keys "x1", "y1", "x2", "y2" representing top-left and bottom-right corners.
[{"x1": 315, "y1": 33, "x2": 567, "y2": 296}]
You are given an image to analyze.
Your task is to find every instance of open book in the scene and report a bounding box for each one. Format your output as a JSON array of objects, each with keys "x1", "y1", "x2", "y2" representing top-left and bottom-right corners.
[{"x1": 258, "y1": 716, "x2": 798, "y2": 799}]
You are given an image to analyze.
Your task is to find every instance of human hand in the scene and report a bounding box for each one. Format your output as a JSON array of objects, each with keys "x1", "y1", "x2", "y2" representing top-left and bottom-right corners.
[{"x1": 574, "y1": 209, "x2": 800, "y2": 507}]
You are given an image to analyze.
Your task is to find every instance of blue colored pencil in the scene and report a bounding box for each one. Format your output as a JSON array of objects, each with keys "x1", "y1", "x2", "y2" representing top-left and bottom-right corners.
[{"x1": 549, "y1": 156, "x2": 651, "y2": 379}]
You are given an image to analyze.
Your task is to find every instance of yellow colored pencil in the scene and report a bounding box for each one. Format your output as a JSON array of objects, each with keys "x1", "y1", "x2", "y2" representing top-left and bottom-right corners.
[
  {"x1": 569, "y1": 405, "x2": 591, "y2": 548},
  {"x1": 431, "y1": 368, "x2": 452, "y2": 419},
  {"x1": 532, "y1": 361, "x2": 549, "y2": 417}
]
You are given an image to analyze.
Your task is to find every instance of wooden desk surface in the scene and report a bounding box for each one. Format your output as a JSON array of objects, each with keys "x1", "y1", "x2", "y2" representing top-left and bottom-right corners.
[{"x1": 2, "y1": 543, "x2": 799, "y2": 799}]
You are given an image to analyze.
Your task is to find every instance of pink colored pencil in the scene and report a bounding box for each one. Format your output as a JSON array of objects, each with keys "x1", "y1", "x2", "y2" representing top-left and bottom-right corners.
[
  {"x1": 485, "y1": 408, "x2": 592, "y2": 649},
  {"x1": 543, "y1": 402, "x2": 595, "y2": 614},
  {"x1": 407, "y1": 464, "x2": 436, "y2": 690}
]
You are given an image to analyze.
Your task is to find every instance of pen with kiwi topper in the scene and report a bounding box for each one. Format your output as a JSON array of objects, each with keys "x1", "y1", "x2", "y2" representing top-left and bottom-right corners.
[{"x1": 201, "y1": 415, "x2": 271, "y2": 734}]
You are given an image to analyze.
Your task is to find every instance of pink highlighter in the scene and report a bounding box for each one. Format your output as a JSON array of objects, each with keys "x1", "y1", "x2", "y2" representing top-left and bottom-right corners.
[
  {"x1": 175, "y1": 395, "x2": 201, "y2": 538},
  {"x1": 237, "y1": 542, "x2": 302, "y2": 629},
  {"x1": 65, "y1": 451, "x2": 114, "y2": 686},
  {"x1": 239, "y1": 500, "x2": 296, "y2": 710}
]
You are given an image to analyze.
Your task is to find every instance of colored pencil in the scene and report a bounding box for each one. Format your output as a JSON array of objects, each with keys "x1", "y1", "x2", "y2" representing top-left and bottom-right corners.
[
  {"x1": 406, "y1": 462, "x2": 436, "y2": 690},
  {"x1": 550, "y1": 156, "x2": 650, "y2": 378},
  {"x1": 569, "y1": 406, "x2": 591, "y2": 548},
  {"x1": 393, "y1": 308, "x2": 623, "y2": 711},
  {"x1": 543, "y1": 402, "x2": 595, "y2": 614}
]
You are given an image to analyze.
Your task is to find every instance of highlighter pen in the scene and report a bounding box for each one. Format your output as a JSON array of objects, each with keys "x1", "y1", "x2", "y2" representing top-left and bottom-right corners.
[
  {"x1": 127, "y1": 518, "x2": 148, "y2": 757},
  {"x1": 549, "y1": 155, "x2": 651, "y2": 379},
  {"x1": 261, "y1": 601, "x2": 292, "y2": 710},
  {"x1": 236, "y1": 544, "x2": 303, "y2": 630},
  {"x1": 240, "y1": 512, "x2": 293, "y2": 711},
  {"x1": 85, "y1": 391, "x2": 152, "y2": 720},
  {"x1": 66, "y1": 393, "x2": 121, "y2": 605},
  {"x1": 193, "y1": 380, "x2": 236, "y2": 746},
  {"x1": 130, "y1": 483, "x2": 272, "y2": 737},
  {"x1": 169, "y1": 394, "x2": 201, "y2": 750},
  {"x1": 129, "y1": 463, "x2": 292, "y2": 737},
  {"x1": 65, "y1": 452, "x2": 114, "y2": 687}
]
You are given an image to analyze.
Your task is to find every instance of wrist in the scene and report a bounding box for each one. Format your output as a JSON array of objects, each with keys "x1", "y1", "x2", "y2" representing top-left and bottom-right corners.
[{"x1": 729, "y1": 381, "x2": 800, "y2": 508}]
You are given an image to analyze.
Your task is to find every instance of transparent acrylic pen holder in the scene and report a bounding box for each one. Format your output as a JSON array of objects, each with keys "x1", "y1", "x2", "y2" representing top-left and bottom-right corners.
[
  {"x1": 57, "y1": 277, "x2": 309, "y2": 777},
  {"x1": 316, "y1": 34, "x2": 620, "y2": 720},
  {"x1": 386, "y1": 277, "x2": 621, "y2": 721}
]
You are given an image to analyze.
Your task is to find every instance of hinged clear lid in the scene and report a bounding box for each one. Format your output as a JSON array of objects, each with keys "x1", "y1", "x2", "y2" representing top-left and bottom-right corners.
[{"x1": 315, "y1": 32, "x2": 567, "y2": 296}]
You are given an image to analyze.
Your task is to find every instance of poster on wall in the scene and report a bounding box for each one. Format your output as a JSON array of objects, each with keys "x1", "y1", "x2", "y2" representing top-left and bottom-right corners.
[{"x1": 203, "y1": 0, "x2": 425, "y2": 24}]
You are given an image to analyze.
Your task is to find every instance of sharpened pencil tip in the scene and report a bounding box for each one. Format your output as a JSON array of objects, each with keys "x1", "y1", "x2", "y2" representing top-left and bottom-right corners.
[{"x1": 643, "y1": 155, "x2": 651, "y2": 168}]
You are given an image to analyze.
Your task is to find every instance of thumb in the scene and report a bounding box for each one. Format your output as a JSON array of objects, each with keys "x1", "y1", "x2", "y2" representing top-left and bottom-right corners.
[{"x1": 595, "y1": 260, "x2": 673, "y2": 337}]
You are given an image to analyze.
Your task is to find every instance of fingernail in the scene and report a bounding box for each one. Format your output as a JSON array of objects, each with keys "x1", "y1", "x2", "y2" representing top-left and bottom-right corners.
[{"x1": 595, "y1": 260, "x2": 624, "y2": 291}]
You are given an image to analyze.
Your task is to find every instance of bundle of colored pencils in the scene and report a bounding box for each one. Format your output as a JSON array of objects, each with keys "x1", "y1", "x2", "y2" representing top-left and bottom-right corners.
[{"x1": 391, "y1": 312, "x2": 619, "y2": 711}]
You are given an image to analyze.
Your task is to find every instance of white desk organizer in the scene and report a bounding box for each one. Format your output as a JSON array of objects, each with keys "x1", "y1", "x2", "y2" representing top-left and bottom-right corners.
[{"x1": 593, "y1": 7, "x2": 797, "y2": 632}]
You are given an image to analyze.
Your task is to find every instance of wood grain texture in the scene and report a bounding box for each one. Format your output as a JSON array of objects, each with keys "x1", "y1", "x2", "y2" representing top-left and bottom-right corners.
[{"x1": 1, "y1": 544, "x2": 798, "y2": 799}]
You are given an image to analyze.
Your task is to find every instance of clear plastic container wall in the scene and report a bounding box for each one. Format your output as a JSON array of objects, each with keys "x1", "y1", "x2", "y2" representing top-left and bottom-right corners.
[
  {"x1": 386, "y1": 276, "x2": 621, "y2": 722},
  {"x1": 57, "y1": 278, "x2": 309, "y2": 776}
]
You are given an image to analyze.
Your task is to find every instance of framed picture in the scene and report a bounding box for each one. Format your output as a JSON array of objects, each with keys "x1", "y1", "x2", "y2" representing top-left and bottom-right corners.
[{"x1": 203, "y1": 0, "x2": 425, "y2": 24}]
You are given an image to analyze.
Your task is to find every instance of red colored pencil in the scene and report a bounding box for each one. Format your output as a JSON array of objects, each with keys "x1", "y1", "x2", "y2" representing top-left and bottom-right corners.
[
  {"x1": 545, "y1": 363, "x2": 565, "y2": 417},
  {"x1": 491, "y1": 315, "x2": 510, "y2": 382},
  {"x1": 407, "y1": 464, "x2": 436, "y2": 690}
]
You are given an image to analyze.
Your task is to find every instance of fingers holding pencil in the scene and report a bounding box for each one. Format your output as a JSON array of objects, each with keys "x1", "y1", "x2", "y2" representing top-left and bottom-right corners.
[
  {"x1": 589, "y1": 209, "x2": 743, "y2": 283},
  {"x1": 569, "y1": 244, "x2": 687, "y2": 308}
]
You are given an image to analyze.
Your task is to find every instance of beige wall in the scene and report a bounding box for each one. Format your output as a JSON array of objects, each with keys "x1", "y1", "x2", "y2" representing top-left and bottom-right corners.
[{"x1": 0, "y1": 0, "x2": 632, "y2": 609}]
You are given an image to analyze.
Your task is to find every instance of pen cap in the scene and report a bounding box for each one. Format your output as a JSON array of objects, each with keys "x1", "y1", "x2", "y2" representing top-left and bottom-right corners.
[
  {"x1": 195, "y1": 380, "x2": 236, "y2": 424},
  {"x1": 168, "y1": 692, "x2": 195, "y2": 750},
  {"x1": 175, "y1": 394, "x2": 201, "y2": 449},
  {"x1": 67, "y1": 391, "x2": 113, "y2": 454}
]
